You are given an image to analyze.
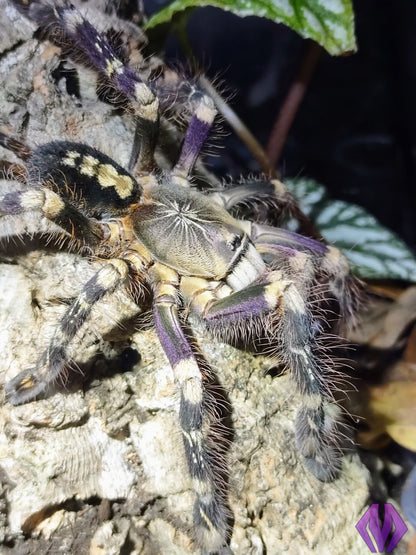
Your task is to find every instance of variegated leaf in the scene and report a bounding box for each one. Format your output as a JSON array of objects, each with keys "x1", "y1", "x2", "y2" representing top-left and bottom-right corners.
[
  {"x1": 146, "y1": 0, "x2": 356, "y2": 56},
  {"x1": 286, "y1": 178, "x2": 416, "y2": 281}
]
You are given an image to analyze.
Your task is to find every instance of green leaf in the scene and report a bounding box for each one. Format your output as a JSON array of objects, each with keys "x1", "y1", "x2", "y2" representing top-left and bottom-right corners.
[
  {"x1": 146, "y1": 0, "x2": 356, "y2": 55},
  {"x1": 286, "y1": 178, "x2": 416, "y2": 281}
]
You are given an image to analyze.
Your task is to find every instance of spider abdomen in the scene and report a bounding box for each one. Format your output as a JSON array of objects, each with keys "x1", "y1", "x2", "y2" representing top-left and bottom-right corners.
[{"x1": 29, "y1": 142, "x2": 142, "y2": 216}]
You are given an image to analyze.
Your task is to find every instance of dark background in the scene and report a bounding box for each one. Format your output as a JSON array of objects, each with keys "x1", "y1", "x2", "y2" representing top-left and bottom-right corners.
[{"x1": 145, "y1": 0, "x2": 416, "y2": 252}]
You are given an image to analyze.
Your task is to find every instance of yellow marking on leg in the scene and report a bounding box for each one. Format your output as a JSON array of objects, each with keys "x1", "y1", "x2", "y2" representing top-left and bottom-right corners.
[
  {"x1": 193, "y1": 477, "x2": 213, "y2": 497},
  {"x1": 192, "y1": 290, "x2": 216, "y2": 316},
  {"x1": 156, "y1": 282, "x2": 177, "y2": 299},
  {"x1": 174, "y1": 359, "x2": 202, "y2": 384},
  {"x1": 95, "y1": 260, "x2": 128, "y2": 289},
  {"x1": 43, "y1": 190, "x2": 65, "y2": 218},
  {"x1": 63, "y1": 8, "x2": 84, "y2": 30},
  {"x1": 264, "y1": 281, "x2": 286, "y2": 309},
  {"x1": 21, "y1": 190, "x2": 65, "y2": 218},
  {"x1": 290, "y1": 346, "x2": 310, "y2": 363},
  {"x1": 134, "y1": 83, "x2": 156, "y2": 105},
  {"x1": 133, "y1": 83, "x2": 159, "y2": 122},
  {"x1": 289, "y1": 252, "x2": 311, "y2": 274},
  {"x1": 183, "y1": 376, "x2": 203, "y2": 405},
  {"x1": 151, "y1": 263, "x2": 179, "y2": 284},
  {"x1": 182, "y1": 429, "x2": 204, "y2": 466},
  {"x1": 20, "y1": 190, "x2": 43, "y2": 210},
  {"x1": 175, "y1": 359, "x2": 203, "y2": 406},
  {"x1": 195, "y1": 96, "x2": 216, "y2": 125},
  {"x1": 108, "y1": 259, "x2": 129, "y2": 279},
  {"x1": 322, "y1": 246, "x2": 349, "y2": 275},
  {"x1": 285, "y1": 284, "x2": 306, "y2": 314},
  {"x1": 171, "y1": 175, "x2": 191, "y2": 189},
  {"x1": 271, "y1": 179, "x2": 287, "y2": 196},
  {"x1": 77, "y1": 296, "x2": 92, "y2": 312},
  {"x1": 18, "y1": 374, "x2": 36, "y2": 390},
  {"x1": 304, "y1": 393, "x2": 322, "y2": 410},
  {"x1": 307, "y1": 416, "x2": 319, "y2": 432},
  {"x1": 125, "y1": 243, "x2": 153, "y2": 267},
  {"x1": 227, "y1": 243, "x2": 265, "y2": 291},
  {"x1": 199, "y1": 508, "x2": 216, "y2": 533}
]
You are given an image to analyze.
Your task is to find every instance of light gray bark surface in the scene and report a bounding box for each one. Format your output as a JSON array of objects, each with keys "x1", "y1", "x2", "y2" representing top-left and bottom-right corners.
[{"x1": 0, "y1": 2, "x2": 380, "y2": 553}]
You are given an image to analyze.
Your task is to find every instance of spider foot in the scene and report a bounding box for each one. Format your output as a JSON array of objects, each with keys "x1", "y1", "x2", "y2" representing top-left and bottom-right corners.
[
  {"x1": 5, "y1": 368, "x2": 48, "y2": 405},
  {"x1": 295, "y1": 402, "x2": 343, "y2": 482},
  {"x1": 194, "y1": 491, "x2": 230, "y2": 553}
]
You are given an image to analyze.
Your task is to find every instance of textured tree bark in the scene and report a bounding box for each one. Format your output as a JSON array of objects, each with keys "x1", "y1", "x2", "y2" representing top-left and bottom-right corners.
[{"x1": 0, "y1": 1, "x2": 378, "y2": 553}]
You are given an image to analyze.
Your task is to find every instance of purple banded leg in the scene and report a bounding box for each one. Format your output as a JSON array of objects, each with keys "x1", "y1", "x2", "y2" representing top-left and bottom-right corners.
[
  {"x1": 21, "y1": 2, "x2": 159, "y2": 172},
  {"x1": 173, "y1": 94, "x2": 217, "y2": 177},
  {"x1": 249, "y1": 221, "x2": 328, "y2": 256},
  {"x1": 151, "y1": 264, "x2": 228, "y2": 552},
  {"x1": 202, "y1": 279, "x2": 344, "y2": 481},
  {"x1": 6, "y1": 260, "x2": 129, "y2": 405},
  {"x1": 250, "y1": 222, "x2": 361, "y2": 326}
]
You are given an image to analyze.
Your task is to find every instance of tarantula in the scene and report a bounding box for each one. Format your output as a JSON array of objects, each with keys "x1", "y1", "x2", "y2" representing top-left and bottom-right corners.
[{"x1": 0, "y1": 0, "x2": 360, "y2": 552}]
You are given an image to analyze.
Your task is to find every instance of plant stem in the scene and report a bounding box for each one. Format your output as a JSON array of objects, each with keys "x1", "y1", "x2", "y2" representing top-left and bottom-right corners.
[
  {"x1": 266, "y1": 40, "x2": 321, "y2": 167},
  {"x1": 198, "y1": 75, "x2": 276, "y2": 177}
]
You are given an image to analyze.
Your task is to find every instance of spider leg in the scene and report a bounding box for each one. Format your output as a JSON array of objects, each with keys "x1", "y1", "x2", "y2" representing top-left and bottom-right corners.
[
  {"x1": 210, "y1": 179, "x2": 298, "y2": 225},
  {"x1": 211, "y1": 179, "x2": 321, "y2": 236},
  {"x1": 249, "y1": 221, "x2": 361, "y2": 326},
  {"x1": 13, "y1": 0, "x2": 159, "y2": 172},
  {"x1": 173, "y1": 93, "x2": 217, "y2": 178},
  {"x1": 0, "y1": 160, "x2": 26, "y2": 181},
  {"x1": 0, "y1": 186, "x2": 106, "y2": 245},
  {"x1": 0, "y1": 131, "x2": 31, "y2": 161},
  {"x1": 151, "y1": 263, "x2": 228, "y2": 552},
  {"x1": 189, "y1": 277, "x2": 344, "y2": 481},
  {"x1": 6, "y1": 259, "x2": 129, "y2": 405}
]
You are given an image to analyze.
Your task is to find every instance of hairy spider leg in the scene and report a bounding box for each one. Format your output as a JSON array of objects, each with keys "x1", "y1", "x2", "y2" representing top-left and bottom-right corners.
[
  {"x1": 0, "y1": 131, "x2": 32, "y2": 180},
  {"x1": 5, "y1": 259, "x2": 130, "y2": 405},
  {"x1": 150, "y1": 263, "x2": 229, "y2": 552},
  {"x1": 0, "y1": 185, "x2": 106, "y2": 245},
  {"x1": 173, "y1": 93, "x2": 217, "y2": 178},
  {"x1": 210, "y1": 179, "x2": 300, "y2": 226},
  {"x1": 0, "y1": 130, "x2": 31, "y2": 161},
  {"x1": 14, "y1": 0, "x2": 159, "y2": 172},
  {"x1": 185, "y1": 276, "x2": 343, "y2": 482},
  {"x1": 211, "y1": 179, "x2": 321, "y2": 237},
  {"x1": 0, "y1": 160, "x2": 26, "y2": 181},
  {"x1": 249, "y1": 222, "x2": 361, "y2": 326}
]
